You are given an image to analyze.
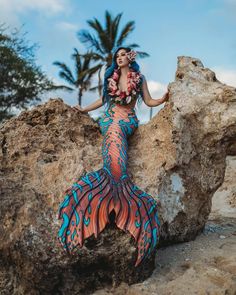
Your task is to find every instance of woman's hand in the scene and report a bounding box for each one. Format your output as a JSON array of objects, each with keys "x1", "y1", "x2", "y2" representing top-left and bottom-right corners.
[
  {"x1": 161, "y1": 90, "x2": 170, "y2": 103},
  {"x1": 71, "y1": 105, "x2": 88, "y2": 113}
]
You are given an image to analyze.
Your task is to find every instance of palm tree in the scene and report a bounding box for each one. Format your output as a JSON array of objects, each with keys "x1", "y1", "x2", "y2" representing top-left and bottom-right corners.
[
  {"x1": 77, "y1": 10, "x2": 150, "y2": 96},
  {"x1": 53, "y1": 49, "x2": 100, "y2": 105},
  {"x1": 149, "y1": 107, "x2": 153, "y2": 120}
]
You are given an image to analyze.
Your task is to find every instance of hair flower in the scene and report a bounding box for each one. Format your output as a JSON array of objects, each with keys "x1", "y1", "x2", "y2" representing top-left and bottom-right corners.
[{"x1": 126, "y1": 50, "x2": 137, "y2": 62}]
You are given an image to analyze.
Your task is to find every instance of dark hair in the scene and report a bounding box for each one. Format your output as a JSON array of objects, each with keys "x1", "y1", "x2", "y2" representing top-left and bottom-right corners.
[{"x1": 102, "y1": 46, "x2": 144, "y2": 111}]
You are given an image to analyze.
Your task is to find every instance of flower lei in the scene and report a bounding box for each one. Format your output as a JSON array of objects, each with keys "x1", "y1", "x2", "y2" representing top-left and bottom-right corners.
[{"x1": 107, "y1": 68, "x2": 142, "y2": 105}]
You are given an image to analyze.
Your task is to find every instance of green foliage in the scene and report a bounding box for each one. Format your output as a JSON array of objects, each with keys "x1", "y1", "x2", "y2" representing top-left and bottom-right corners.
[{"x1": 0, "y1": 24, "x2": 62, "y2": 123}]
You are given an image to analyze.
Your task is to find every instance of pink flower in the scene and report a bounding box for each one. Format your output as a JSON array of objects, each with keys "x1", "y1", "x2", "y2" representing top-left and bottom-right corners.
[
  {"x1": 108, "y1": 78, "x2": 118, "y2": 95},
  {"x1": 113, "y1": 71, "x2": 119, "y2": 81},
  {"x1": 120, "y1": 91, "x2": 126, "y2": 99},
  {"x1": 126, "y1": 50, "x2": 137, "y2": 62}
]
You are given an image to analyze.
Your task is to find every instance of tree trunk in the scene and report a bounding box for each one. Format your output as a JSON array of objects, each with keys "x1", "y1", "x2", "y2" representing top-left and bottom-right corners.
[
  {"x1": 98, "y1": 67, "x2": 102, "y2": 96},
  {"x1": 149, "y1": 107, "x2": 153, "y2": 120},
  {"x1": 78, "y1": 88, "x2": 83, "y2": 106}
]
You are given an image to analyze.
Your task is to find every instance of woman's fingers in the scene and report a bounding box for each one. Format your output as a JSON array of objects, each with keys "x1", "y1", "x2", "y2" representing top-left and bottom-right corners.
[
  {"x1": 165, "y1": 91, "x2": 169, "y2": 100},
  {"x1": 162, "y1": 91, "x2": 169, "y2": 102},
  {"x1": 71, "y1": 105, "x2": 83, "y2": 112}
]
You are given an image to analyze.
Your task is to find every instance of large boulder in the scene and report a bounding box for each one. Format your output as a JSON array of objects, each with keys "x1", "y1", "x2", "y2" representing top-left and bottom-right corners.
[
  {"x1": 0, "y1": 56, "x2": 235, "y2": 294},
  {"x1": 0, "y1": 99, "x2": 154, "y2": 295},
  {"x1": 143, "y1": 56, "x2": 236, "y2": 243}
]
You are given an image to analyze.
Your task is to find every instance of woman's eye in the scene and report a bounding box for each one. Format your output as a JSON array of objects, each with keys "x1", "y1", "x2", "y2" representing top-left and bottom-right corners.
[{"x1": 116, "y1": 53, "x2": 125, "y2": 58}]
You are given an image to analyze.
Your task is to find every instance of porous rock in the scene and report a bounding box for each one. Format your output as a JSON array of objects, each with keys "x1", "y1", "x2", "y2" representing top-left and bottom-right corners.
[{"x1": 1, "y1": 56, "x2": 236, "y2": 294}]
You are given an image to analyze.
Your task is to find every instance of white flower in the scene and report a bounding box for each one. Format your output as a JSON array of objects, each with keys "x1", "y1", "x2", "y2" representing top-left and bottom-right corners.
[{"x1": 126, "y1": 96, "x2": 132, "y2": 103}]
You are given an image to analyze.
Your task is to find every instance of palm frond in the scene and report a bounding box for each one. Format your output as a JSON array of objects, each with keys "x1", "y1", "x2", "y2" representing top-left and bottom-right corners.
[
  {"x1": 136, "y1": 51, "x2": 150, "y2": 58},
  {"x1": 111, "y1": 12, "x2": 123, "y2": 49},
  {"x1": 87, "y1": 18, "x2": 103, "y2": 34},
  {"x1": 105, "y1": 10, "x2": 112, "y2": 32},
  {"x1": 88, "y1": 85, "x2": 100, "y2": 93},
  {"x1": 84, "y1": 52, "x2": 105, "y2": 62},
  {"x1": 53, "y1": 61, "x2": 75, "y2": 83},
  {"x1": 73, "y1": 49, "x2": 104, "y2": 63},
  {"x1": 77, "y1": 29, "x2": 104, "y2": 54},
  {"x1": 116, "y1": 21, "x2": 135, "y2": 47},
  {"x1": 72, "y1": 53, "x2": 83, "y2": 79},
  {"x1": 58, "y1": 72, "x2": 75, "y2": 86},
  {"x1": 87, "y1": 64, "x2": 102, "y2": 79},
  {"x1": 126, "y1": 43, "x2": 140, "y2": 49},
  {"x1": 49, "y1": 84, "x2": 74, "y2": 92},
  {"x1": 87, "y1": 16, "x2": 110, "y2": 54}
]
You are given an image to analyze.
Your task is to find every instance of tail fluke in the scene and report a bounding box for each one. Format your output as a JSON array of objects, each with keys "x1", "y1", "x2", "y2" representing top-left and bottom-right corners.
[
  {"x1": 113, "y1": 176, "x2": 161, "y2": 267},
  {"x1": 58, "y1": 168, "x2": 161, "y2": 267},
  {"x1": 58, "y1": 168, "x2": 114, "y2": 252}
]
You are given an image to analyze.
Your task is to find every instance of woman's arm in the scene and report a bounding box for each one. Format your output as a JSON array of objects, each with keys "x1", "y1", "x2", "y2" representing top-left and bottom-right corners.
[
  {"x1": 72, "y1": 96, "x2": 103, "y2": 113},
  {"x1": 141, "y1": 76, "x2": 169, "y2": 107}
]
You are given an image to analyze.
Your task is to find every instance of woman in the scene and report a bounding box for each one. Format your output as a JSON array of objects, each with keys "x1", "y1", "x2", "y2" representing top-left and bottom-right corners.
[{"x1": 58, "y1": 46, "x2": 169, "y2": 267}]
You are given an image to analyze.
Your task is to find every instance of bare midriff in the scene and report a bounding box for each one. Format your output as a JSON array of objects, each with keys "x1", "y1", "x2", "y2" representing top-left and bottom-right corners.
[{"x1": 108, "y1": 97, "x2": 138, "y2": 115}]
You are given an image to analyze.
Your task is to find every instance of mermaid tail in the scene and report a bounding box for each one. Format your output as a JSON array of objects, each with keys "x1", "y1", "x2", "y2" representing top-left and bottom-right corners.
[{"x1": 58, "y1": 103, "x2": 161, "y2": 267}]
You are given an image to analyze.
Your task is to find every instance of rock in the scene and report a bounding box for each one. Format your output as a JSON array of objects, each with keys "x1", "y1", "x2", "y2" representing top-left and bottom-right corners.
[
  {"x1": 0, "y1": 98, "x2": 154, "y2": 295},
  {"x1": 0, "y1": 56, "x2": 236, "y2": 294},
  {"x1": 210, "y1": 155, "x2": 236, "y2": 219},
  {"x1": 130, "y1": 56, "x2": 236, "y2": 246},
  {"x1": 117, "y1": 220, "x2": 236, "y2": 295}
]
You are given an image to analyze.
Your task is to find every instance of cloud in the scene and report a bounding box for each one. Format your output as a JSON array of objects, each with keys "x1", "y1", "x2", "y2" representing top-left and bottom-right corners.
[
  {"x1": 135, "y1": 80, "x2": 167, "y2": 124},
  {"x1": 0, "y1": 0, "x2": 67, "y2": 14},
  {"x1": 222, "y1": 0, "x2": 236, "y2": 21},
  {"x1": 224, "y1": 0, "x2": 236, "y2": 10},
  {"x1": 209, "y1": 0, "x2": 236, "y2": 22},
  {"x1": 148, "y1": 80, "x2": 167, "y2": 95},
  {"x1": 0, "y1": 0, "x2": 70, "y2": 26},
  {"x1": 55, "y1": 22, "x2": 78, "y2": 32},
  {"x1": 212, "y1": 67, "x2": 236, "y2": 87}
]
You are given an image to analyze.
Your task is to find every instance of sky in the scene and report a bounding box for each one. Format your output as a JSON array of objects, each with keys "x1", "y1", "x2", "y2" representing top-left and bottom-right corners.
[{"x1": 1, "y1": 0, "x2": 236, "y2": 123}]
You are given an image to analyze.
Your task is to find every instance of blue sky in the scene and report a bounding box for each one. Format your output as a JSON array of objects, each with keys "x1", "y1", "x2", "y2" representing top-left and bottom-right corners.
[{"x1": 1, "y1": 0, "x2": 236, "y2": 123}]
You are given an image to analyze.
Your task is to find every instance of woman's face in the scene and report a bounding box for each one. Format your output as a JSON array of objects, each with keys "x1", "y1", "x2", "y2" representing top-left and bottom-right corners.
[{"x1": 115, "y1": 49, "x2": 129, "y2": 68}]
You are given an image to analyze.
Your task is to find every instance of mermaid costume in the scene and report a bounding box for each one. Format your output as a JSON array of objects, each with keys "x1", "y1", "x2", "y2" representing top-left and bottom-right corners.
[{"x1": 57, "y1": 101, "x2": 161, "y2": 267}]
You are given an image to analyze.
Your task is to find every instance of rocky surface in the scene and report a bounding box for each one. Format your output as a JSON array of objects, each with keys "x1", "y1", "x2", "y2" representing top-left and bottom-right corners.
[
  {"x1": 0, "y1": 99, "x2": 154, "y2": 295},
  {"x1": 210, "y1": 155, "x2": 236, "y2": 219},
  {"x1": 92, "y1": 158, "x2": 236, "y2": 294},
  {"x1": 0, "y1": 56, "x2": 236, "y2": 294},
  {"x1": 93, "y1": 218, "x2": 236, "y2": 295},
  {"x1": 132, "y1": 56, "x2": 236, "y2": 247}
]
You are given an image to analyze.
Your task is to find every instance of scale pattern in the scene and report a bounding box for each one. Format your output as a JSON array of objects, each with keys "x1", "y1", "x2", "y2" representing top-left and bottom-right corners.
[{"x1": 58, "y1": 103, "x2": 161, "y2": 267}]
